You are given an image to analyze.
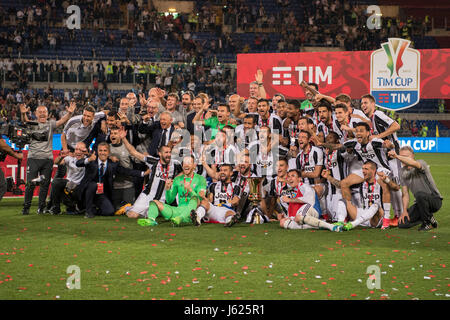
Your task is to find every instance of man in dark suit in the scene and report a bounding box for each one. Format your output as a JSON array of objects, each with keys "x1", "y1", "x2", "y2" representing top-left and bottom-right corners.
[
  {"x1": 138, "y1": 111, "x2": 175, "y2": 157},
  {"x1": 76, "y1": 142, "x2": 149, "y2": 218}
]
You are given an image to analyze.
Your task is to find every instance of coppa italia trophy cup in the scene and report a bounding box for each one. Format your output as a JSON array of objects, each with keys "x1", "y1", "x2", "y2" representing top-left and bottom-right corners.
[{"x1": 247, "y1": 177, "x2": 264, "y2": 224}]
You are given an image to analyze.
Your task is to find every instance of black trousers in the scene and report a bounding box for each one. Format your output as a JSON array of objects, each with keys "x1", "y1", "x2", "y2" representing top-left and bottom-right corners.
[
  {"x1": 0, "y1": 169, "x2": 6, "y2": 201},
  {"x1": 398, "y1": 192, "x2": 442, "y2": 228},
  {"x1": 48, "y1": 178, "x2": 78, "y2": 212},
  {"x1": 84, "y1": 182, "x2": 114, "y2": 216},
  {"x1": 23, "y1": 158, "x2": 53, "y2": 210}
]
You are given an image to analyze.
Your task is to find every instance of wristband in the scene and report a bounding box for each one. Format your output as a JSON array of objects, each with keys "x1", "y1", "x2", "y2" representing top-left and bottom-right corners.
[{"x1": 384, "y1": 177, "x2": 391, "y2": 184}]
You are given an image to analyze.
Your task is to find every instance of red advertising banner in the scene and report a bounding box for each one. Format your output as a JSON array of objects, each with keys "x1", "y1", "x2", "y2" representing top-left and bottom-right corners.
[
  {"x1": 1, "y1": 150, "x2": 61, "y2": 198},
  {"x1": 237, "y1": 48, "x2": 450, "y2": 100}
]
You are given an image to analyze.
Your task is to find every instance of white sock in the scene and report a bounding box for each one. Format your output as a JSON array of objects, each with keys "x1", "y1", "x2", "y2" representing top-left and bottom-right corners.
[
  {"x1": 298, "y1": 214, "x2": 334, "y2": 231},
  {"x1": 351, "y1": 204, "x2": 379, "y2": 227},
  {"x1": 383, "y1": 203, "x2": 391, "y2": 220},
  {"x1": 224, "y1": 215, "x2": 232, "y2": 224},
  {"x1": 336, "y1": 200, "x2": 347, "y2": 222},
  {"x1": 196, "y1": 206, "x2": 206, "y2": 220},
  {"x1": 391, "y1": 189, "x2": 403, "y2": 217}
]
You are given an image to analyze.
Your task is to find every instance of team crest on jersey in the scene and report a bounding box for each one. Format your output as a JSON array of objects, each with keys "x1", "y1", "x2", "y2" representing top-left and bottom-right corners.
[{"x1": 370, "y1": 38, "x2": 420, "y2": 111}]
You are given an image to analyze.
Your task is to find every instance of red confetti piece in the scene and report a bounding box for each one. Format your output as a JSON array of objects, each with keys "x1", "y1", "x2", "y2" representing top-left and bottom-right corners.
[
  {"x1": 331, "y1": 264, "x2": 337, "y2": 267},
  {"x1": 242, "y1": 266, "x2": 248, "y2": 270},
  {"x1": 169, "y1": 292, "x2": 176, "y2": 296},
  {"x1": 351, "y1": 294, "x2": 357, "y2": 297}
]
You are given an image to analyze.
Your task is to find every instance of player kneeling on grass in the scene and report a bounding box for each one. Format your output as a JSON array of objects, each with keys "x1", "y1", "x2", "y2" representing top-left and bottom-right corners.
[
  {"x1": 191, "y1": 164, "x2": 241, "y2": 227},
  {"x1": 388, "y1": 146, "x2": 442, "y2": 231},
  {"x1": 279, "y1": 169, "x2": 342, "y2": 232},
  {"x1": 336, "y1": 160, "x2": 399, "y2": 231},
  {"x1": 138, "y1": 155, "x2": 207, "y2": 226}
]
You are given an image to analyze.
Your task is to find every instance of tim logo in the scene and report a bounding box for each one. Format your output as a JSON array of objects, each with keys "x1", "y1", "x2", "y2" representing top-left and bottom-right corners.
[{"x1": 370, "y1": 38, "x2": 420, "y2": 111}]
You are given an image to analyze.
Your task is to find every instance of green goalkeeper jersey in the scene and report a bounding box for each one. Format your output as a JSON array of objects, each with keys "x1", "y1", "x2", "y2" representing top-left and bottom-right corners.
[{"x1": 165, "y1": 173, "x2": 207, "y2": 206}]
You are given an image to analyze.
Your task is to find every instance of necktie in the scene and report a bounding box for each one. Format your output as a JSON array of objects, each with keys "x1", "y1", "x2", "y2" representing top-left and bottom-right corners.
[
  {"x1": 160, "y1": 129, "x2": 167, "y2": 147},
  {"x1": 99, "y1": 162, "x2": 105, "y2": 182}
]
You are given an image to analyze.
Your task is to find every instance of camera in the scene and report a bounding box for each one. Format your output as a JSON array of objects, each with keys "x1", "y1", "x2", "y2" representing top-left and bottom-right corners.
[
  {"x1": 31, "y1": 131, "x2": 49, "y2": 142},
  {"x1": 6, "y1": 123, "x2": 32, "y2": 149}
]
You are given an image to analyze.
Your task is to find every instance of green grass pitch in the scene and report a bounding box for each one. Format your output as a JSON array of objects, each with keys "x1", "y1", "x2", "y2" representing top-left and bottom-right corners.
[{"x1": 0, "y1": 154, "x2": 449, "y2": 300}]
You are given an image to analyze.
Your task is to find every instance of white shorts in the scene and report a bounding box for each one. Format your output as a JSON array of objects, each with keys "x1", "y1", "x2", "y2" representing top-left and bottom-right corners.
[
  {"x1": 326, "y1": 189, "x2": 343, "y2": 221},
  {"x1": 130, "y1": 192, "x2": 153, "y2": 218},
  {"x1": 358, "y1": 207, "x2": 383, "y2": 228},
  {"x1": 205, "y1": 204, "x2": 236, "y2": 224},
  {"x1": 351, "y1": 191, "x2": 361, "y2": 208},
  {"x1": 295, "y1": 203, "x2": 317, "y2": 220}
]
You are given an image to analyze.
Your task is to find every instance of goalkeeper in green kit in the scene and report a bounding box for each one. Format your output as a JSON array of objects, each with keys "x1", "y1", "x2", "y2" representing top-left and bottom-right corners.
[{"x1": 138, "y1": 155, "x2": 207, "y2": 226}]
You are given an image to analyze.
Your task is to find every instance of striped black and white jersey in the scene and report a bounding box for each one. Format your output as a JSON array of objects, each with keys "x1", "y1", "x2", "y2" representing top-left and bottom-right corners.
[
  {"x1": 265, "y1": 177, "x2": 291, "y2": 215},
  {"x1": 257, "y1": 114, "x2": 284, "y2": 136},
  {"x1": 203, "y1": 143, "x2": 239, "y2": 165},
  {"x1": 208, "y1": 181, "x2": 241, "y2": 206},
  {"x1": 234, "y1": 125, "x2": 259, "y2": 151},
  {"x1": 324, "y1": 149, "x2": 347, "y2": 195},
  {"x1": 248, "y1": 141, "x2": 289, "y2": 179},
  {"x1": 191, "y1": 150, "x2": 207, "y2": 178},
  {"x1": 283, "y1": 118, "x2": 299, "y2": 146},
  {"x1": 332, "y1": 117, "x2": 362, "y2": 144},
  {"x1": 142, "y1": 157, "x2": 182, "y2": 203},
  {"x1": 316, "y1": 116, "x2": 336, "y2": 140},
  {"x1": 343, "y1": 138, "x2": 390, "y2": 171},
  {"x1": 359, "y1": 180, "x2": 384, "y2": 209},
  {"x1": 231, "y1": 170, "x2": 256, "y2": 198},
  {"x1": 369, "y1": 110, "x2": 400, "y2": 152},
  {"x1": 288, "y1": 145, "x2": 324, "y2": 185}
]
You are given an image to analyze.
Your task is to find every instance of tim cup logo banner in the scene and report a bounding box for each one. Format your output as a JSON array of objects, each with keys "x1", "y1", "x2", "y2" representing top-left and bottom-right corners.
[{"x1": 370, "y1": 38, "x2": 421, "y2": 110}]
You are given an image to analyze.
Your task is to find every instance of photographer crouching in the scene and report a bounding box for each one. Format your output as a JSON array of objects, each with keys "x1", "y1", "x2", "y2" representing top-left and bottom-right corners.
[{"x1": 19, "y1": 102, "x2": 76, "y2": 215}]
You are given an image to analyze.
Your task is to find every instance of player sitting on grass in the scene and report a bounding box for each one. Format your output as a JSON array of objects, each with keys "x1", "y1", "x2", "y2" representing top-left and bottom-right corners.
[
  {"x1": 279, "y1": 169, "x2": 342, "y2": 232},
  {"x1": 190, "y1": 164, "x2": 241, "y2": 227},
  {"x1": 336, "y1": 160, "x2": 399, "y2": 231},
  {"x1": 138, "y1": 155, "x2": 207, "y2": 227}
]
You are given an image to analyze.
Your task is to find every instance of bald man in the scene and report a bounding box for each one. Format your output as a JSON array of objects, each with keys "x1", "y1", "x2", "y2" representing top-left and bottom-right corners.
[{"x1": 20, "y1": 102, "x2": 76, "y2": 215}]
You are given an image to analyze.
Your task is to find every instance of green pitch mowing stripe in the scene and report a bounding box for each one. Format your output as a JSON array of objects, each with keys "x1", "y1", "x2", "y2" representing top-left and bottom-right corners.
[{"x1": 0, "y1": 153, "x2": 449, "y2": 300}]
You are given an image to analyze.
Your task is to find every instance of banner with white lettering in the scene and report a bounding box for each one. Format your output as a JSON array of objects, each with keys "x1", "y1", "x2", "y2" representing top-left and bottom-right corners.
[{"x1": 237, "y1": 48, "x2": 450, "y2": 104}]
